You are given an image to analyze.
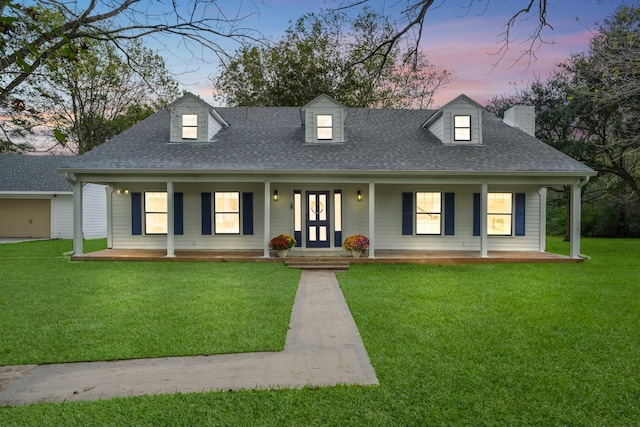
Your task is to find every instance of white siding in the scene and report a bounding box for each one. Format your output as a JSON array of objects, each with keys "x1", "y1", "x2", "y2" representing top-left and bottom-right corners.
[
  {"x1": 82, "y1": 184, "x2": 107, "y2": 238},
  {"x1": 110, "y1": 183, "x2": 264, "y2": 250},
  {"x1": 269, "y1": 184, "x2": 366, "y2": 254},
  {"x1": 170, "y1": 98, "x2": 208, "y2": 142},
  {"x1": 108, "y1": 182, "x2": 543, "y2": 253},
  {"x1": 426, "y1": 98, "x2": 483, "y2": 145},
  {"x1": 207, "y1": 111, "x2": 223, "y2": 140},
  {"x1": 51, "y1": 195, "x2": 72, "y2": 239},
  {"x1": 341, "y1": 185, "x2": 369, "y2": 242},
  {"x1": 50, "y1": 184, "x2": 107, "y2": 239},
  {"x1": 269, "y1": 183, "x2": 295, "y2": 237},
  {"x1": 302, "y1": 96, "x2": 346, "y2": 143},
  {"x1": 428, "y1": 114, "x2": 444, "y2": 140},
  {"x1": 375, "y1": 184, "x2": 540, "y2": 252}
]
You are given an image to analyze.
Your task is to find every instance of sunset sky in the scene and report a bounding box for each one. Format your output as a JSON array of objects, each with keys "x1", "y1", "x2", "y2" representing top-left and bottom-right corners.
[{"x1": 158, "y1": 0, "x2": 621, "y2": 108}]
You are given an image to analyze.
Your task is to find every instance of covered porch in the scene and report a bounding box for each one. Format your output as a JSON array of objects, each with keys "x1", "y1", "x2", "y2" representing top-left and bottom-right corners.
[
  {"x1": 68, "y1": 178, "x2": 590, "y2": 261},
  {"x1": 70, "y1": 248, "x2": 581, "y2": 264}
]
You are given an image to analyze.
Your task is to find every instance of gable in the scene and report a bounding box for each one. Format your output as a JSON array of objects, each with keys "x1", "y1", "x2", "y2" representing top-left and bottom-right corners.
[
  {"x1": 169, "y1": 93, "x2": 227, "y2": 143},
  {"x1": 423, "y1": 95, "x2": 483, "y2": 145},
  {"x1": 300, "y1": 94, "x2": 348, "y2": 143}
]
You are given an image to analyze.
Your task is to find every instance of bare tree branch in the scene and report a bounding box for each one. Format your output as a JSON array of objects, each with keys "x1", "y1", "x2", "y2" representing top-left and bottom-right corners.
[
  {"x1": 332, "y1": 0, "x2": 558, "y2": 75},
  {"x1": 1, "y1": 0, "x2": 264, "y2": 104}
]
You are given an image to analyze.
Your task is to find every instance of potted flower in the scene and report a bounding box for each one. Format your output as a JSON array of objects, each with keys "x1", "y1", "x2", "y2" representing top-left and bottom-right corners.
[
  {"x1": 269, "y1": 234, "x2": 297, "y2": 258},
  {"x1": 342, "y1": 234, "x2": 369, "y2": 258}
]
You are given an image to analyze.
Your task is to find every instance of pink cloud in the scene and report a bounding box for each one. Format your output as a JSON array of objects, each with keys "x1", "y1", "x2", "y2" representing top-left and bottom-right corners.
[{"x1": 422, "y1": 13, "x2": 598, "y2": 107}]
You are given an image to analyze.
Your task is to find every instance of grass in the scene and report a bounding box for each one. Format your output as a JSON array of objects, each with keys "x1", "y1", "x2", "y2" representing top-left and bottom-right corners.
[
  {"x1": 0, "y1": 240, "x2": 300, "y2": 365},
  {"x1": 1, "y1": 237, "x2": 639, "y2": 426}
]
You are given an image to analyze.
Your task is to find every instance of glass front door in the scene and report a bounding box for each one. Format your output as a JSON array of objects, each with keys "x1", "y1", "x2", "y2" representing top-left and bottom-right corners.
[{"x1": 306, "y1": 191, "x2": 330, "y2": 248}]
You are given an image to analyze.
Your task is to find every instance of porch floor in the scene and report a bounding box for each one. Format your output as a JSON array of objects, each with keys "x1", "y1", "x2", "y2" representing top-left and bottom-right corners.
[{"x1": 71, "y1": 249, "x2": 581, "y2": 264}]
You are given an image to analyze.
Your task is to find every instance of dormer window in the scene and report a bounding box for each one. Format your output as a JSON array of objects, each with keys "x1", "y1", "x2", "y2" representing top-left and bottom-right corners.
[
  {"x1": 169, "y1": 93, "x2": 228, "y2": 143},
  {"x1": 454, "y1": 115, "x2": 471, "y2": 141},
  {"x1": 182, "y1": 114, "x2": 198, "y2": 139},
  {"x1": 316, "y1": 115, "x2": 333, "y2": 140},
  {"x1": 301, "y1": 95, "x2": 346, "y2": 143}
]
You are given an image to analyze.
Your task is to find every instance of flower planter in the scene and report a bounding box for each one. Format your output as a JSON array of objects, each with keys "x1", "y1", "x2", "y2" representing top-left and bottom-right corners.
[
  {"x1": 269, "y1": 234, "x2": 297, "y2": 257},
  {"x1": 342, "y1": 234, "x2": 370, "y2": 256}
]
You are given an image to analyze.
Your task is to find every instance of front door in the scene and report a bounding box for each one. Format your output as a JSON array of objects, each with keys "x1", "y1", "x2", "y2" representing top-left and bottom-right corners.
[{"x1": 306, "y1": 191, "x2": 330, "y2": 248}]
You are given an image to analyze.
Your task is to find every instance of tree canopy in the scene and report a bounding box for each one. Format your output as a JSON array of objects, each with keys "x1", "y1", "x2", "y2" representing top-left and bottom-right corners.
[
  {"x1": 487, "y1": 4, "x2": 640, "y2": 237},
  {"x1": 212, "y1": 9, "x2": 451, "y2": 108},
  {"x1": 41, "y1": 38, "x2": 179, "y2": 154}
]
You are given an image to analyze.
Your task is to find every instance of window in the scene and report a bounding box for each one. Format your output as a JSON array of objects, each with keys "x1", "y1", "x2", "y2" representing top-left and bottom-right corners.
[
  {"x1": 334, "y1": 191, "x2": 342, "y2": 247},
  {"x1": 316, "y1": 114, "x2": 333, "y2": 140},
  {"x1": 182, "y1": 114, "x2": 198, "y2": 139},
  {"x1": 454, "y1": 115, "x2": 471, "y2": 141},
  {"x1": 334, "y1": 192, "x2": 342, "y2": 233},
  {"x1": 488, "y1": 193, "x2": 512, "y2": 235},
  {"x1": 416, "y1": 192, "x2": 441, "y2": 235},
  {"x1": 214, "y1": 192, "x2": 240, "y2": 234},
  {"x1": 145, "y1": 192, "x2": 167, "y2": 234}
]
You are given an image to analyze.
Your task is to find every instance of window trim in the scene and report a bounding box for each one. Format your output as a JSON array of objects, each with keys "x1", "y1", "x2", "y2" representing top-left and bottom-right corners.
[
  {"x1": 182, "y1": 114, "x2": 198, "y2": 140},
  {"x1": 415, "y1": 191, "x2": 442, "y2": 235},
  {"x1": 453, "y1": 115, "x2": 471, "y2": 141},
  {"x1": 144, "y1": 191, "x2": 168, "y2": 235},
  {"x1": 316, "y1": 114, "x2": 333, "y2": 140},
  {"x1": 213, "y1": 191, "x2": 240, "y2": 235}
]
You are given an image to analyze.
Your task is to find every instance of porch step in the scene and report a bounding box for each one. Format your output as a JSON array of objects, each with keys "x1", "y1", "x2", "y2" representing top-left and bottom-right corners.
[{"x1": 284, "y1": 260, "x2": 350, "y2": 271}]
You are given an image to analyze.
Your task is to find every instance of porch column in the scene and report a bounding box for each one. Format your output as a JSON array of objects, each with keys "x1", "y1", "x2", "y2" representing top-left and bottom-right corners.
[
  {"x1": 166, "y1": 181, "x2": 175, "y2": 258},
  {"x1": 106, "y1": 187, "x2": 113, "y2": 249},
  {"x1": 73, "y1": 181, "x2": 84, "y2": 256},
  {"x1": 538, "y1": 187, "x2": 547, "y2": 252},
  {"x1": 263, "y1": 181, "x2": 271, "y2": 258},
  {"x1": 480, "y1": 182, "x2": 488, "y2": 258},
  {"x1": 368, "y1": 181, "x2": 375, "y2": 258}
]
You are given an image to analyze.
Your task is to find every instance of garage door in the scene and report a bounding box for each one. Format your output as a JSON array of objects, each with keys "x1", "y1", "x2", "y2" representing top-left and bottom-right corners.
[{"x1": 0, "y1": 199, "x2": 51, "y2": 238}]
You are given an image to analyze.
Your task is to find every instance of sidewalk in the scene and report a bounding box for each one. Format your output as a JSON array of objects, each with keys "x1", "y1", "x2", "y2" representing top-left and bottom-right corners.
[{"x1": 0, "y1": 270, "x2": 378, "y2": 406}]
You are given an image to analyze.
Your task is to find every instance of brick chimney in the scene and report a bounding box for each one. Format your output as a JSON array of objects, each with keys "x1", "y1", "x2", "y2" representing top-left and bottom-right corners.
[{"x1": 503, "y1": 105, "x2": 535, "y2": 137}]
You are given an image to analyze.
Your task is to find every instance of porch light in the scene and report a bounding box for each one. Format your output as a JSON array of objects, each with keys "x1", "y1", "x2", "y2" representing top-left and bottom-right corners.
[
  {"x1": 117, "y1": 188, "x2": 129, "y2": 195},
  {"x1": 357, "y1": 190, "x2": 362, "y2": 201},
  {"x1": 273, "y1": 190, "x2": 279, "y2": 201}
]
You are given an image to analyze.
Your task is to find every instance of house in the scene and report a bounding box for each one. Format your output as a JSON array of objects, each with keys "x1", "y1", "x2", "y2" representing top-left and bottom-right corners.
[
  {"x1": 58, "y1": 93, "x2": 595, "y2": 259},
  {"x1": 0, "y1": 154, "x2": 107, "y2": 239}
]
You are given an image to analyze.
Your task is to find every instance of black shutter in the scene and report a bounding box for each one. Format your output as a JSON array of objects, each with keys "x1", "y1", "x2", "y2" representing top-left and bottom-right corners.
[
  {"x1": 473, "y1": 193, "x2": 480, "y2": 236},
  {"x1": 402, "y1": 192, "x2": 413, "y2": 235},
  {"x1": 444, "y1": 192, "x2": 455, "y2": 235},
  {"x1": 515, "y1": 193, "x2": 526, "y2": 236},
  {"x1": 131, "y1": 192, "x2": 142, "y2": 235},
  {"x1": 242, "y1": 192, "x2": 253, "y2": 235},
  {"x1": 201, "y1": 192, "x2": 211, "y2": 235},
  {"x1": 174, "y1": 192, "x2": 183, "y2": 235}
]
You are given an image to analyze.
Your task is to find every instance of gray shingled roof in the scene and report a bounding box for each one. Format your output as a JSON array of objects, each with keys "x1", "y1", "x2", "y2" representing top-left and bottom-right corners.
[
  {"x1": 0, "y1": 154, "x2": 72, "y2": 192},
  {"x1": 59, "y1": 106, "x2": 595, "y2": 175}
]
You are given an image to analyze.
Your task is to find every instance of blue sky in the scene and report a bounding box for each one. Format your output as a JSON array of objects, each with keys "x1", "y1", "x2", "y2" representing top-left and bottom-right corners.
[{"x1": 158, "y1": 0, "x2": 622, "y2": 107}]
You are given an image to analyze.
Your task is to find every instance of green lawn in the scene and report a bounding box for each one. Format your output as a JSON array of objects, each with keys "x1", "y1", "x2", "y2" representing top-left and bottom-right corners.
[
  {"x1": 0, "y1": 240, "x2": 300, "y2": 365},
  {"x1": 2, "y1": 238, "x2": 639, "y2": 426}
]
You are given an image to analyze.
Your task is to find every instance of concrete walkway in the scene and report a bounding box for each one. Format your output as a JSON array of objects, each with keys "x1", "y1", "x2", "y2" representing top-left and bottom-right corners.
[{"x1": 0, "y1": 270, "x2": 378, "y2": 406}]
